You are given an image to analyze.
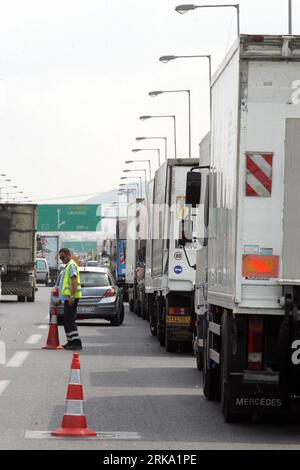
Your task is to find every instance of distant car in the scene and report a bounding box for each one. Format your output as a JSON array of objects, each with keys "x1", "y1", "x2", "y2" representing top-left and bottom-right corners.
[
  {"x1": 50, "y1": 267, "x2": 125, "y2": 326},
  {"x1": 36, "y1": 258, "x2": 50, "y2": 285},
  {"x1": 85, "y1": 260, "x2": 100, "y2": 267}
]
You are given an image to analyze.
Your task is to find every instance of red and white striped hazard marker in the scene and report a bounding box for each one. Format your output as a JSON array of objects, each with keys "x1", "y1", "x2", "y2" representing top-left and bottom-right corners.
[
  {"x1": 52, "y1": 353, "x2": 96, "y2": 437},
  {"x1": 246, "y1": 153, "x2": 273, "y2": 197}
]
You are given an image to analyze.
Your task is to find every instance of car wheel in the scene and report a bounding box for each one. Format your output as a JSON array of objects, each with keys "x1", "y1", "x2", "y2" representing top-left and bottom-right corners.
[
  {"x1": 119, "y1": 303, "x2": 125, "y2": 325},
  {"x1": 18, "y1": 296, "x2": 26, "y2": 302},
  {"x1": 110, "y1": 308, "x2": 121, "y2": 326}
]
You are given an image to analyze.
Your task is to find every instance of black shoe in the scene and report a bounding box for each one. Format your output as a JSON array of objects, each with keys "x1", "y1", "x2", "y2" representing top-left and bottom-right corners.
[
  {"x1": 62, "y1": 343, "x2": 71, "y2": 349},
  {"x1": 64, "y1": 343, "x2": 82, "y2": 350}
]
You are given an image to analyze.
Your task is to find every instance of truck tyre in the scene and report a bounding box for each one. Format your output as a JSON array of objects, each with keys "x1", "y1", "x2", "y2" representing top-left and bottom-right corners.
[
  {"x1": 150, "y1": 316, "x2": 157, "y2": 336},
  {"x1": 18, "y1": 296, "x2": 25, "y2": 302},
  {"x1": 202, "y1": 339, "x2": 220, "y2": 401},
  {"x1": 158, "y1": 329, "x2": 166, "y2": 347},
  {"x1": 165, "y1": 334, "x2": 177, "y2": 353},
  {"x1": 196, "y1": 347, "x2": 203, "y2": 371},
  {"x1": 134, "y1": 299, "x2": 141, "y2": 317},
  {"x1": 27, "y1": 289, "x2": 35, "y2": 302},
  {"x1": 141, "y1": 294, "x2": 147, "y2": 320}
]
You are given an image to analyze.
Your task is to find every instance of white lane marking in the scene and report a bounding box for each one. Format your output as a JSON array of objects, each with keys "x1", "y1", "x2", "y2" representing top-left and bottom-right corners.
[
  {"x1": 0, "y1": 380, "x2": 10, "y2": 395},
  {"x1": 89, "y1": 387, "x2": 203, "y2": 397},
  {"x1": 25, "y1": 431, "x2": 141, "y2": 440},
  {"x1": 38, "y1": 325, "x2": 48, "y2": 330},
  {"x1": 25, "y1": 334, "x2": 43, "y2": 345},
  {"x1": 6, "y1": 351, "x2": 30, "y2": 368}
]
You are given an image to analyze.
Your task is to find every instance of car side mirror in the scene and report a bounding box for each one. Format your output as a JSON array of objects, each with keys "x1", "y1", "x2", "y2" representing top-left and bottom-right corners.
[
  {"x1": 178, "y1": 219, "x2": 193, "y2": 247},
  {"x1": 186, "y1": 171, "x2": 201, "y2": 207}
]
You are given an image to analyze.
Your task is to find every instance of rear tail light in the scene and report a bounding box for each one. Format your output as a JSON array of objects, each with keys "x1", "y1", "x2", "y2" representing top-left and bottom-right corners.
[
  {"x1": 104, "y1": 287, "x2": 116, "y2": 298},
  {"x1": 247, "y1": 316, "x2": 264, "y2": 370},
  {"x1": 52, "y1": 287, "x2": 59, "y2": 298},
  {"x1": 168, "y1": 307, "x2": 190, "y2": 315}
]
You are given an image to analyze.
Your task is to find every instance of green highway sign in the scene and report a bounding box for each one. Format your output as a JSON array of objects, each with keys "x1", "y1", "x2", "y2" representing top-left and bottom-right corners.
[
  {"x1": 61, "y1": 241, "x2": 98, "y2": 253},
  {"x1": 37, "y1": 204, "x2": 101, "y2": 232}
]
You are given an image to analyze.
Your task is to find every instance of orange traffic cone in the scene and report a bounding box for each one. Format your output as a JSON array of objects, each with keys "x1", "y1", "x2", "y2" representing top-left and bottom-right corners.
[
  {"x1": 42, "y1": 306, "x2": 64, "y2": 350},
  {"x1": 52, "y1": 353, "x2": 97, "y2": 437}
]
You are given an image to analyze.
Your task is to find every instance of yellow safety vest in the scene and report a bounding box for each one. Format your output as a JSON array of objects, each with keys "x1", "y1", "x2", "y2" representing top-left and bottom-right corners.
[{"x1": 62, "y1": 260, "x2": 82, "y2": 298}]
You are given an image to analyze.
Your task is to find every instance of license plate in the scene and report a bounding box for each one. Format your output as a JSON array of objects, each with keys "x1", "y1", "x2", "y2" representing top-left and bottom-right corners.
[
  {"x1": 166, "y1": 315, "x2": 191, "y2": 325},
  {"x1": 77, "y1": 306, "x2": 95, "y2": 314}
]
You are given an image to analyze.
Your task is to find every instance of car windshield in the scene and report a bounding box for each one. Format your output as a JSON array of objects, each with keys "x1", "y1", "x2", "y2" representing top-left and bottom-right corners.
[
  {"x1": 36, "y1": 260, "x2": 47, "y2": 269},
  {"x1": 80, "y1": 272, "x2": 111, "y2": 287},
  {"x1": 86, "y1": 261, "x2": 98, "y2": 267}
]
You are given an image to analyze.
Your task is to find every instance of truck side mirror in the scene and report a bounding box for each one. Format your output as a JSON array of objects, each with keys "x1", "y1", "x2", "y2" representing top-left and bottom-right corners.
[
  {"x1": 178, "y1": 219, "x2": 193, "y2": 247},
  {"x1": 186, "y1": 171, "x2": 201, "y2": 207}
]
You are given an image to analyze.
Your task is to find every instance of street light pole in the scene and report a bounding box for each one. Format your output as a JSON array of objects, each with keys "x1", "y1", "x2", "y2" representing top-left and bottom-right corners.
[
  {"x1": 125, "y1": 160, "x2": 152, "y2": 179},
  {"x1": 132, "y1": 148, "x2": 161, "y2": 167},
  {"x1": 136, "y1": 137, "x2": 168, "y2": 160},
  {"x1": 159, "y1": 54, "x2": 212, "y2": 129},
  {"x1": 121, "y1": 176, "x2": 143, "y2": 197},
  {"x1": 139, "y1": 115, "x2": 177, "y2": 158},
  {"x1": 175, "y1": 3, "x2": 240, "y2": 37},
  {"x1": 149, "y1": 90, "x2": 191, "y2": 158},
  {"x1": 123, "y1": 169, "x2": 147, "y2": 190},
  {"x1": 289, "y1": 0, "x2": 292, "y2": 34}
]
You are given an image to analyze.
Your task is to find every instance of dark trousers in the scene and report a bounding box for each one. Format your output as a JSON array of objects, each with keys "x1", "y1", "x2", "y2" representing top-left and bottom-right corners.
[{"x1": 63, "y1": 299, "x2": 82, "y2": 345}]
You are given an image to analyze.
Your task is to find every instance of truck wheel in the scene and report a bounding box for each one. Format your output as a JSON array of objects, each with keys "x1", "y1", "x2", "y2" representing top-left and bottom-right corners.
[
  {"x1": 165, "y1": 334, "x2": 177, "y2": 353},
  {"x1": 202, "y1": 341, "x2": 220, "y2": 401},
  {"x1": 141, "y1": 297, "x2": 147, "y2": 320},
  {"x1": 196, "y1": 348, "x2": 203, "y2": 371},
  {"x1": 134, "y1": 299, "x2": 141, "y2": 317},
  {"x1": 27, "y1": 289, "x2": 35, "y2": 302},
  {"x1": 149, "y1": 316, "x2": 157, "y2": 336},
  {"x1": 17, "y1": 296, "x2": 25, "y2": 302},
  {"x1": 158, "y1": 329, "x2": 165, "y2": 347}
]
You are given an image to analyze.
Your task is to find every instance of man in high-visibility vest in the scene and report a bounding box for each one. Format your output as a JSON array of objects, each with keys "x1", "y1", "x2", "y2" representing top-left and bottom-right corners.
[{"x1": 58, "y1": 248, "x2": 83, "y2": 350}]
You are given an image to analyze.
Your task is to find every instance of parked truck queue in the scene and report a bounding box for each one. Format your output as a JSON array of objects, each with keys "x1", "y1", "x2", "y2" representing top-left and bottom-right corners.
[{"x1": 123, "y1": 34, "x2": 300, "y2": 423}]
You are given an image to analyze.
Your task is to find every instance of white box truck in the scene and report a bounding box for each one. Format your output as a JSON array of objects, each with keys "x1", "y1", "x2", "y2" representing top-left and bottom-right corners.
[
  {"x1": 125, "y1": 198, "x2": 147, "y2": 317},
  {"x1": 0, "y1": 204, "x2": 37, "y2": 302},
  {"x1": 146, "y1": 158, "x2": 198, "y2": 352},
  {"x1": 185, "y1": 34, "x2": 300, "y2": 421}
]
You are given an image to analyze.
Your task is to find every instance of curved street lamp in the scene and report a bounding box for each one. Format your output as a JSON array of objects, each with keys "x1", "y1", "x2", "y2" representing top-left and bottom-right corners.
[
  {"x1": 132, "y1": 148, "x2": 161, "y2": 167},
  {"x1": 175, "y1": 3, "x2": 240, "y2": 37},
  {"x1": 159, "y1": 54, "x2": 212, "y2": 125},
  {"x1": 125, "y1": 160, "x2": 152, "y2": 179},
  {"x1": 149, "y1": 89, "x2": 191, "y2": 158},
  {"x1": 139, "y1": 115, "x2": 177, "y2": 158},
  {"x1": 135, "y1": 137, "x2": 167, "y2": 161}
]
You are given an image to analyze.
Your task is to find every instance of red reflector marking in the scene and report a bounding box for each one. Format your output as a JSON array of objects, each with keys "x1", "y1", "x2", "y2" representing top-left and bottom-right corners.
[{"x1": 242, "y1": 255, "x2": 279, "y2": 278}]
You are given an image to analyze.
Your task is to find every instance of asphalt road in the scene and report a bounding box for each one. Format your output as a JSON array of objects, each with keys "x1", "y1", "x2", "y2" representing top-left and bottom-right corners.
[{"x1": 1, "y1": 287, "x2": 300, "y2": 450}]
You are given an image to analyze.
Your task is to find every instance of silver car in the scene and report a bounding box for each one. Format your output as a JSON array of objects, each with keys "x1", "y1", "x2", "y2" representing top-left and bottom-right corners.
[
  {"x1": 36, "y1": 258, "x2": 50, "y2": 285},
  {"x1": 50, "y1": 267, "x2": 124, "y2": 326}
]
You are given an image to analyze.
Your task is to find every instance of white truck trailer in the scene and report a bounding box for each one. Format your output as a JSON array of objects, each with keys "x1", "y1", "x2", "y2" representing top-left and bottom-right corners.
[
  {"x1": 146, "y1": 158, "x2": 198, "y2": 352},
  {"x1": 125, "y1": 198, "x2": 147, "y2": 317},
  {"x1": 0, "y1": 204, "x2": 37, "y2": 302},
  {"x1": 185, "y1": 34, "x2": 300, "y2": 421}
]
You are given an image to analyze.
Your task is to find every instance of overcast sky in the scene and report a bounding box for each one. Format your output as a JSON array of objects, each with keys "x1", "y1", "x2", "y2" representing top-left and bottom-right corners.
[{"x1": 0, "y1": 0, "x2": 299, "y2": 203}]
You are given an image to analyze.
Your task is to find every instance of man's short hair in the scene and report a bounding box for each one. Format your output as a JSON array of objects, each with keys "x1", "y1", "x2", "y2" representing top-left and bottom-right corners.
[{"x1": 59, "y1": 248, "x2": 71, "y2": 257}]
